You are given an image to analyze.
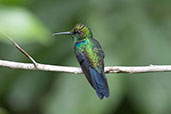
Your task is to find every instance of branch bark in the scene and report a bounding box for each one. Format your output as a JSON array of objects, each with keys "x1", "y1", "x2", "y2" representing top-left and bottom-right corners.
[
  {"x1": 1, "y1": 59, "x2": 171, "y2": 74},
  {"x1": 0, "y1": 31, "x2": 38, "y2": 67},
  {"x1": 1, "y1": 32, "x2": 171, "y2": 75}
]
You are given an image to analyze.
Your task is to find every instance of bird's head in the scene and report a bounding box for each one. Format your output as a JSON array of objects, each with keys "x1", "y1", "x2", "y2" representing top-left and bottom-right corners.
[{"x1": 53, "y1": 24, "x2": 93, "y2": 42}]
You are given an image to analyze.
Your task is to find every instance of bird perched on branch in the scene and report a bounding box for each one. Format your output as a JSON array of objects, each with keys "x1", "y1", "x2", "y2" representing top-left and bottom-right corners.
[{"x1": 53, "y1": 24, "x2": 109, "y2": 99}]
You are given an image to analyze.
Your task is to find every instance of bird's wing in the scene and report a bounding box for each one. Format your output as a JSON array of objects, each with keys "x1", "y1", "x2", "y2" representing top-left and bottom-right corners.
[
  {"x1": 75, "y1": 50, "x2": 109, "y2": 99},
  {"x1": 92, "y1": 38, "x2": 105, "y2": 59},
  {"x1": 74, "y1": 41, "x2": 109, "y2": 99},
  {"x1": 75, "y1": 50, "x2": 94, "y2": 88}
]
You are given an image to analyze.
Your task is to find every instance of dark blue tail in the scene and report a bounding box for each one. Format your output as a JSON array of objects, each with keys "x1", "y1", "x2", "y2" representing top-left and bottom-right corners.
[{"x1": 89, "y1": 67, "x2": 109, "y2": 99}]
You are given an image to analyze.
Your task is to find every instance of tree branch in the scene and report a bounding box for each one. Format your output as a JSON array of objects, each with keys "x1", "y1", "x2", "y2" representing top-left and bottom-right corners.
[
  {"x1": 0, "y1": 60, "x2": 82, "y2": 74},
  {"x1": 1, "y1": 32, "x2": 171, "y2": 75},
  {"x1": 0, "y1": 31, "x2": 38, "y2": 67},
  {"x1": 1, "y1": 59, "x2": 171, "y2": 74}
]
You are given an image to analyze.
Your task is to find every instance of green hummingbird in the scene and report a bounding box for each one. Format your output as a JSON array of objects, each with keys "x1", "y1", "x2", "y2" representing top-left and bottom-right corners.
[{"x1": 53, "y1": 24, "x2": 109, "y2": 99}]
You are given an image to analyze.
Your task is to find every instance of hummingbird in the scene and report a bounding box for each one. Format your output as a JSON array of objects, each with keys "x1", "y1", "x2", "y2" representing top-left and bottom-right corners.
[{"x1": 53, "y1": 24, "x2": 109, "y2": 99}]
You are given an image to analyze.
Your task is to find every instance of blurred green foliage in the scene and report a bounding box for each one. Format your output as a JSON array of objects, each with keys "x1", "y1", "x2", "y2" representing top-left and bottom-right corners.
[{"x1": 0, "y1": 0, "x2": 171, "y2": 114}]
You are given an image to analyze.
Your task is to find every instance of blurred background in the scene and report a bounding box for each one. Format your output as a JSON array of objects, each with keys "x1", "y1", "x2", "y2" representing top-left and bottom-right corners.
[{"x1": 0, "y1": 0, "x2": 171, "y2": 114}]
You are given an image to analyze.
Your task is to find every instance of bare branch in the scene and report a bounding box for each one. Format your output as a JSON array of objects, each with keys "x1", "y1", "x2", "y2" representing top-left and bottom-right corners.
[
  {"x1": 0, "y1": 60, "x2": 82, "y2": 74},
  {"x1": 1, "y1": 31, "x2": 171, "y2": 74},
  {"x1": 1, "y1": 60, "x2": 171, "y2": 74},
  {"x1": 0, "y1": 31, "x2": 38, "y2": 67}
]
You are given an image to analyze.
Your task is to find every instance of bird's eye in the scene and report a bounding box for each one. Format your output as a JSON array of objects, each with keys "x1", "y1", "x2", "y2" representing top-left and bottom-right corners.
[{"x1": 77, "y1": 31, "x2": 81, "y2": 34}]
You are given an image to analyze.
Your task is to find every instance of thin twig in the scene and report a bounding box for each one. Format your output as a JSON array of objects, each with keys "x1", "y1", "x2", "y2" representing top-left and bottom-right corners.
[
  {"x1": 1, "y1": 60, "x2": 171, "y2": 74},
  {"x1": 0, "y1": 31, "x2": 38, "y2": 68}
]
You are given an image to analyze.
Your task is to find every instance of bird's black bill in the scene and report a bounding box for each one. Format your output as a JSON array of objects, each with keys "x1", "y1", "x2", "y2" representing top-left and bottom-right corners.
[{"x1": 52, "y1": 31, "x2": 71, "y2": 36}]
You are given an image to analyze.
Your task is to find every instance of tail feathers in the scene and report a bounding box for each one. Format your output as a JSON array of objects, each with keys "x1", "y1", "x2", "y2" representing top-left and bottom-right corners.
[{"x1": 89, "y1": 67, "x2": 109, "y2": 99}]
